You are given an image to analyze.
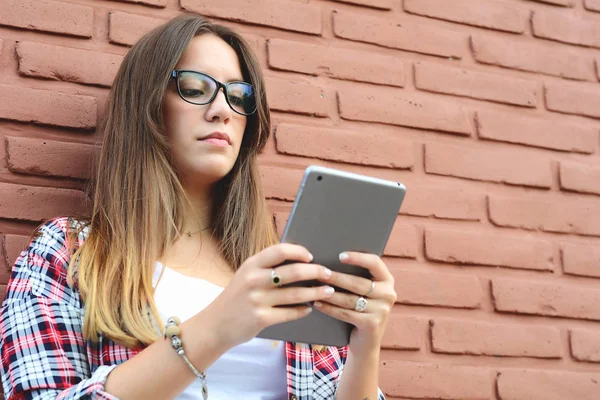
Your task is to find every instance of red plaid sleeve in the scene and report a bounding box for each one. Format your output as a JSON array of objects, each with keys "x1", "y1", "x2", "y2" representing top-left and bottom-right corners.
[{"x1": 0, "y1": 217, "x2": 118, "y2": 400}]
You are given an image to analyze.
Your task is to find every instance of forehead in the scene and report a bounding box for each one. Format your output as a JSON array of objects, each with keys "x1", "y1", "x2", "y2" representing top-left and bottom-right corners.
[{"x1": 175, "y1": 34, "x2": 244, "y2": 82}]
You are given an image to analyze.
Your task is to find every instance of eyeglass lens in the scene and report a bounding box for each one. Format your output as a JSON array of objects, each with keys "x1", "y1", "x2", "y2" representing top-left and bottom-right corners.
[{"x1": 177, "y1": 71, "x2": 256, "y2": 115}]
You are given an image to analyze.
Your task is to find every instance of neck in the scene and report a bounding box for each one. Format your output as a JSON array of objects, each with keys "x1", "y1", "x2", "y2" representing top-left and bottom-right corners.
[{"x1": 180, "y1": 183, "x2": 215, "y2": 236}]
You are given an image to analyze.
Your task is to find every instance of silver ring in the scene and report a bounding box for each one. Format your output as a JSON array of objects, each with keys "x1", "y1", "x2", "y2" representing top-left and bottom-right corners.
[
  {"x1": 271, "y1": 269, "x2": 282, "y2": 287},
  {"x1": 354, "y1": 296, "x2": 368, "y2": 312},
  {"x1": 365, "y1": 280, "x2": 375, "y2": 297}
]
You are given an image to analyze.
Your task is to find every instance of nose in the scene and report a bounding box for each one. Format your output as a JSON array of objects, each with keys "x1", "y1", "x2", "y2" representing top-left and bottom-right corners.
[{"x1": 205, "y1": 88, "x2": 232, "y2": 123}]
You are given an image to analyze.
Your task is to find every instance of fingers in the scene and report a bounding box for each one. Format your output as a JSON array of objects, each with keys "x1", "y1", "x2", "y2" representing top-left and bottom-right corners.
[
  {"x1": 339, "y1": 251, "x2": 390, "y2": 282},
  {"x1": 313, "y1": 301, "x2": 365, "y2": 326},
  {"x1": 321, "y1": 291, "x2": 362, "y2": 311},
  {"x1": 260, "y1": 285, "x2": 335, "y2": 307},
  {"x1": 245, "y1": 243, "x2": 313, "y2": 271},
  {"x1": 245, "y1": 262, "x2": 332, "y2": 290},
  {"x1": 274, "y1": 262, "x2": 332, "y2": 286},
  {"x1": 322, "y1": 270, "x2": 374, "y2": 298},
  {"x1": 268, "y1": 305, "x2": 314, "y2": 326}
]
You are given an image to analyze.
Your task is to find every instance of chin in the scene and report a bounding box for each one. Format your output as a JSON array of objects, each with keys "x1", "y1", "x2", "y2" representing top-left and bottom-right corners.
[{"x1": 184, "y1": 160, "x2": 237, "y2": 186}]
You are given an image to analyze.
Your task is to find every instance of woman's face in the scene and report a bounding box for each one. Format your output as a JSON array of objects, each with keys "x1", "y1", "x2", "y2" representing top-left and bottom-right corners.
[{"x1": 163, "y1": 34, "x2": 248, "y2": 188}]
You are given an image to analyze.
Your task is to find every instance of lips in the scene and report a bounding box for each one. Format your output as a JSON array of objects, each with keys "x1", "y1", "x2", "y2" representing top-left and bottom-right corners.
[{"x1": 199, "y1": 131, "x2": 231, "y2": 144}]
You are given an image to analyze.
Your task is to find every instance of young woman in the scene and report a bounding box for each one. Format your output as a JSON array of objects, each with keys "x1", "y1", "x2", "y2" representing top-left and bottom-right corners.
[{"x1": 0, "y1": 14, "x2": 396, "y2": 400}]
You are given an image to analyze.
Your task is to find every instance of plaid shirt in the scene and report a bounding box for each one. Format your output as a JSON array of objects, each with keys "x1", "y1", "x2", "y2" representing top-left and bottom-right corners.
[{"x1": 1, "y1": 217, "x2": 385, "y2": 400}]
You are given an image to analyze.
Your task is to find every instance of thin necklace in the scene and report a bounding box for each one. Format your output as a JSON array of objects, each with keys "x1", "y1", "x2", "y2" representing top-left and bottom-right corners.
[{"x1": 185, "y1": 225, "x2": 212, "y2": 238}]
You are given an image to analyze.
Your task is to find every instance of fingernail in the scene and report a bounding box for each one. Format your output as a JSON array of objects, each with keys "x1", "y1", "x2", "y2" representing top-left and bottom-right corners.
[
  {"x1": 323, "y1": 268, "x2": 332, "y2": 278},
  {"x1": 339, "y1": 253, "x2": 349, "y2": 262},
  {"x1": 323, "y1": 286, "x2": 335, "y2": 295},
  {"x1": 308, "y1": 252, "x2": 314, "y2": 262},
  {"x1": 305, "y1": 306, "x2": 313, "y2": 314},
  {"x1": 314, "y1": 301, "x2": 323, "y2": 308}
]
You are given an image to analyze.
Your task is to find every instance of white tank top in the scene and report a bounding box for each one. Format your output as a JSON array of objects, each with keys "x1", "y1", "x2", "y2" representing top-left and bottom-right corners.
[{"x1": 153, "y1": 262, "x2": 288, "y2": 400}]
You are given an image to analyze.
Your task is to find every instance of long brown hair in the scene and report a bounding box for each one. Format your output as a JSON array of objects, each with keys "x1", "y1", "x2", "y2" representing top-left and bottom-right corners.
[{"x1": 69, "y1": 14, "x2": 278, "y2": 348}]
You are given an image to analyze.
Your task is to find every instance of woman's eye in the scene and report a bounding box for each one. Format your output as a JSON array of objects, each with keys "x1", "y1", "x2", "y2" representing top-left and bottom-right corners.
[
  {"x1": 181, "y1": 89, "x2": 204, "y2": 97},
  {"x1": 229, "y1": 96, "x2": 244, "y2": 105}
]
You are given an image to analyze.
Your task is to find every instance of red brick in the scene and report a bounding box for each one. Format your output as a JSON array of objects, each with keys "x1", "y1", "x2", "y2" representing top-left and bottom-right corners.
[
  {"x1": 109, "y1": 11, "x2": 165, "y2": 46},
  {"x1": 180, "y1": 0, "x2": 321, "y2": 35},
  {"x1": 392, "y1": 269, "x2": 482, "y2": 309},
  {"x1": 338, "y1": 85, "x2": 472, "y2": 135},
  {"x1": 571, "y1": 329, "x2": 600, "y2": 362},
  {"x1": 1, "y1": 234, "x2": 28, "y2": 281},
  {"x1": 381, "y1": 315, "x2": 422, "y2": 350},
  {"x1": 545, "y1": 81, "x2": 600, "y2": 119},
  {"x1": 329, "y1": 0, "x2": 393, "y2": 9},
  {"x1": 526, "y1": 0, "x2": 573, "y2": 5},
  {"x1": 497, "y1": 370, "x2": 600, "y2": 400},
  {"x1": 488, "y1": 195, "x2": 600, "y2": 237},
  {"x1": 476, "y1": 110, "x2": 597, "y2": 154},
  {"x1": 471, "y1": 34, "x2": 595, "y2": 81},
  {"x1": 109, "y1": 0, "x2": 167, "y2": 6},
  {"x1": 0, "y1": 84, "x2": 97, "y2": 129},
  {"x1": 107, "y1": 16, "x2": 261, "y2": 56},
  {"x1": 0, "y1": 183, "x2": 89, "y2": 222},
  {"x1": 333, "y1": 11, "x2": 465, "y2": 59},
  {"x1": 267, "y1": 39, "x2": 404, "y2": 87},
  {"x1": 425, "y1": 143, "x2": 552, "y2": 188},
  {"x1": 401, "y1": 185, "x2": 485, "y2": 221},
  {"x1": 0, "y1": 0, "x2": 93, "y2": 38},
  {"x1": 532, "y1": 10, "x2": 600, "y2": 49},
  {"x1": 0, "y1": 284, "x2": 6, "y2": 302},
  {"x1": 562, "y1": 243, "x2": 600, "y2": 278},
  {"x1": 585, "y1": 0, "x2": 600, "y2": 12},
  {"x1": 425, "y1": 228, "x2": 554, "y2": 271},
  {"x1": 273, "y1": 212, "x2": 286, "y2": 237},
  {"x1": 597, "y1": 57, "x2": 600, "y2": 80},
  {"x1": 274, "y1": 123, "x2": 415, "y2": 169},
  {"x1": 259, "y1": 165, "x2": 304, "y2": 201},
  {"x1": 383, "y1": 223, "x2": 419, "y2": 259},
  {"x1": 492, "y1": 278, "x2": 600, "y2": 321},
  {"x1": 405, "y1": 0, "x2": 527, "y2": 33},
  {"x1": 431, "y1": 318, "x2": 561, "y2": 358},
  {"x1": 415, "y1": 61, "x2": 537, "y2": 107},
  {"x1": 17, "y1": 42, "x2": 122, "y2": 88},
  {"x1": 6, "y1": 137, "x2": 96, "y2": 180},
  {"x1": 380, "y1": 361, "x2": 491, "y2": 399},
  {"x1": 266, "y1": 77, "x2": 329, "y2": 117},
  {"x1": 560, "y1": 162, "x2": 600, "y2": 195}
]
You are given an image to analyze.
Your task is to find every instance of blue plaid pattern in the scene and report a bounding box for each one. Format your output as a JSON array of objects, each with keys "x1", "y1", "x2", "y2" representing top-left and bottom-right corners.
[{"x1": 1, "y1": 217, "x2": 385, "y2": 399}]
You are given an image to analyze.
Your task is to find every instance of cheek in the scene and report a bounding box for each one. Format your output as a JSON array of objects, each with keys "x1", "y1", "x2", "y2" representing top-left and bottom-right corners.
[
  {"x1": 163, "y1": 95, "x2": 196, "y2": 140},
  {"x1": 233, "y1": 117, "x2": 247, "y2": 141}
]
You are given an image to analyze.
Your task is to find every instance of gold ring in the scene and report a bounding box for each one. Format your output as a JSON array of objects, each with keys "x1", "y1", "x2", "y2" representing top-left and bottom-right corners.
[
  {"x1": 365, "y1": 280, "x2": 375, "y2": 297},
  {"x1": 271, "y1": 269, "x2": 282, "y2": 287}
]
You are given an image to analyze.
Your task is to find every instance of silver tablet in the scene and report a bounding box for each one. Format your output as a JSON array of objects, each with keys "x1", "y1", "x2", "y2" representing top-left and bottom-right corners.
[{"x1": 257, "y1": 165, "x2": 406, "y2": 346}]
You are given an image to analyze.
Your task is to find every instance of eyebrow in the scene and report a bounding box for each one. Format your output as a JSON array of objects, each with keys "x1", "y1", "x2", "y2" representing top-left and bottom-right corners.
[{"x1": 177, "y1": 68, "x2": 245, "y2": 83}]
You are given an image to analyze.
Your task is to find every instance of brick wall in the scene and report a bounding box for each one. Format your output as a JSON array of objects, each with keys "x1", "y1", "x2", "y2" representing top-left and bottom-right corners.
[{"x1": 1, "y1": 0, "x2": 600, "y2": 399}]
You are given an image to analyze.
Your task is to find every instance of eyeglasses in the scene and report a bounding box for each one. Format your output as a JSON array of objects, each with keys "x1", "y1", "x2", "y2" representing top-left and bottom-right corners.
[{"x1": 171, "y1": 70, "x2": 257, "y2": 116}]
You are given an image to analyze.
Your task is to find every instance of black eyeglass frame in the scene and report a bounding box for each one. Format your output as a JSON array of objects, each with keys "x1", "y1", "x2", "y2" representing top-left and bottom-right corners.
[{"x1": 170, "y1": 70, "x2": 258, "y2": 116}]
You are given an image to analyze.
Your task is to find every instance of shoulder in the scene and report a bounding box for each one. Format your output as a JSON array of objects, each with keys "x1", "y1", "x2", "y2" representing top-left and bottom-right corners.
[{"x1": 4, "y1": 217, "x2": 86, "y2": 306}]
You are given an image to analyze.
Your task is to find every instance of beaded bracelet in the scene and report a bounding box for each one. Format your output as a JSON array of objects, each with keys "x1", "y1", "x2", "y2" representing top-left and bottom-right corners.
[{"x1": 165, "y1": 316, "x2": 208, "y2": 400}]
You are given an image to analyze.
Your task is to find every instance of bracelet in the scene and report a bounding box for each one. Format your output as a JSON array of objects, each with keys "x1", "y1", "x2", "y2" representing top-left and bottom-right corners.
[{"x1": 165, "y1": 316, "x2": 208, "y2": 400}]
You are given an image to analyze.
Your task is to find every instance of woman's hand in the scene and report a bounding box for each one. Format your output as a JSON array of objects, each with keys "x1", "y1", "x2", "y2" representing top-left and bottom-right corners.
[
  {"x1": 202, "y1": 243, "x2": 335, "y2": 349},
  {"x1": 315, "y1": 252, "x2": 397, "y2": 355}
]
